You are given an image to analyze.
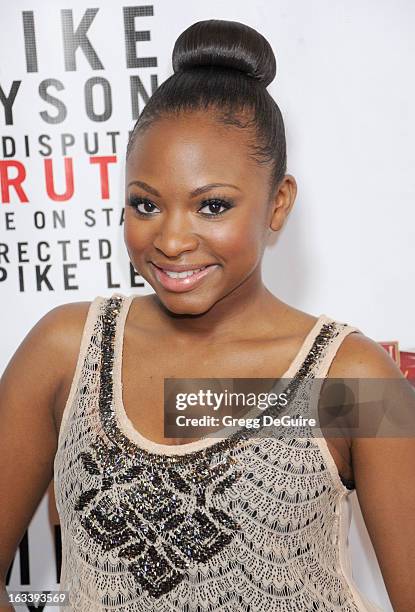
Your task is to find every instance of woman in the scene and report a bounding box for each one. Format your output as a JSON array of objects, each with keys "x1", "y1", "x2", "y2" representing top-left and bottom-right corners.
[{"x1": 1, "y1": 18, "x2": 414, "y2": 612}]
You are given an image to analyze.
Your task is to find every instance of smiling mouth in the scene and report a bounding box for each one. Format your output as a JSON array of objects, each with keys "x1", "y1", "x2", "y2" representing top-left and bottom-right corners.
[
  {"x1": 150, "y1": 262, "x2": 219, "y2": 292},
  {"x1": 152, "y1": 261, "x2": 216, "y2": 271},
  {"x1": 154, "y1": 265, "x2": 210, "y2": 278}
]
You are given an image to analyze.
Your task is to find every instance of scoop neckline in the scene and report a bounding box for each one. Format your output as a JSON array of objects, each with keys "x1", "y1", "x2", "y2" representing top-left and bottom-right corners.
[{"x1": 111, "y1": 293, "x2": 329, "y2": 457}]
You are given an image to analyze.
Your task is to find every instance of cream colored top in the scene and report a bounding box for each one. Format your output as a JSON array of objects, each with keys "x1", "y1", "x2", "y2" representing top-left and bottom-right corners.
[{"x1": 54, "y1": 293, "x2": 383, "y2": 611}]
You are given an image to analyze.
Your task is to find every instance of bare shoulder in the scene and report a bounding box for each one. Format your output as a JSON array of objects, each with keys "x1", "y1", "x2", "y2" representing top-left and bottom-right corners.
[
  {"x1": 28, "y1": 300, "x2": 93, "y2": 365},
  {"x1": 326, "y1": 328, "x2": 404, "y2": 380},
  {"x1": 37, "y1": 300, "x2": 95, "y2": 387},
  {"x1": 41, "y1": 299, "x2": 93, "y2": 341},
  {"x1": 0, "y1": 300, "x2": 96, "y2": 447},
  {"x1": 323, "y1": 326, "x2": 414, "y2": 488},
  {"x1": 44, "y1": 300, "x2": 95, "y2": 410},
  {"x1": 316, "y1": 326, "x2": 406, "y2": 455},
  {"x1": 3, "y1": 300, "x2": 93, "y2": 377},
  {"x1": 1, "y1": 300, "x2": 95, "y2": 407}
]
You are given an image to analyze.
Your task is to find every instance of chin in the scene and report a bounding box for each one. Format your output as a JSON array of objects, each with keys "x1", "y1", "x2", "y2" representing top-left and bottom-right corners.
[{"x1": 158, "y1": 292, "x2": 215, "y2": 317}]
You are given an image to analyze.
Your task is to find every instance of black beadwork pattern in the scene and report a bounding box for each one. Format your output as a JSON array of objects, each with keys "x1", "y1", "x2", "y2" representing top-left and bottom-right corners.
[
  {"x1": 71, "y1": 295, "x2": 354, "y2": 605},
  {"x1": 73, "y1": 296, "x2": 250, "y2": 599},
  {"x1": 74, "y1": 432, "x2": 243, "y2": 598}
]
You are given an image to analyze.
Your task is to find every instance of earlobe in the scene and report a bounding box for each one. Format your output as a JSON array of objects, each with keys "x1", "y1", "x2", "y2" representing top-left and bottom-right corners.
[
  {"x1": 270, "y1": 174, "x2": 297, "y2": 231},
  {"x1": 269, "y1": 207, "x2": 283, "y2": 232},
  {"x1": 268, "y1": 196, "x2": 283, "y2": 232}
]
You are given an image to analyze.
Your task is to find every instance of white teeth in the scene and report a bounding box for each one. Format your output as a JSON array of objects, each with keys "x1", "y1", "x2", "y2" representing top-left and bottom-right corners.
[{"x1": 164, "y1": 267, "x2": 205, "y2": 279}]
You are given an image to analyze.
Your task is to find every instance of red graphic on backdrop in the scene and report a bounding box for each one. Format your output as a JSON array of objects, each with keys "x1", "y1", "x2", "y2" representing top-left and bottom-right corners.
[
  {"x1": 380, "y1": 341, "x2": 415, "y2": 386},
  {"x1": 0, "y1": 155, "x2": 117, "y2": 203}
]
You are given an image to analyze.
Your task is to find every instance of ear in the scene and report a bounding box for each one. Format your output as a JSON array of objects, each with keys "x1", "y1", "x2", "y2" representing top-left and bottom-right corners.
[{"x1": 268, "y1": 174, "x2": 297, "y2": 231}]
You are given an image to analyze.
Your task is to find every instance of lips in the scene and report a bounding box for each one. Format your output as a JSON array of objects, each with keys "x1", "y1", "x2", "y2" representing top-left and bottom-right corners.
[
  {"x1": 150, "y1": 262, "x2": 219, "y2": 293},
  {"x1": 152, "y1": 262, "x2": 214, "y2": 272}
]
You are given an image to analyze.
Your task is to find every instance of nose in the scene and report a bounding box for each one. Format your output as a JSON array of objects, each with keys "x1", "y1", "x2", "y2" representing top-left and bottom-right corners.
[{"x1": 152, "y1": 210, "x2": 199, "y2": 257}]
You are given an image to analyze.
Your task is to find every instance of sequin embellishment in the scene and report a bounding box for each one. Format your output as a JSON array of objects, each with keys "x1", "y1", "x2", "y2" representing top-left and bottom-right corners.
[
  {"x1": 72, "y1": 295, "x2": 350, "y2": 602},
  {"x1": 73, "y1": 296, "x2": 248, "y2": 599}
]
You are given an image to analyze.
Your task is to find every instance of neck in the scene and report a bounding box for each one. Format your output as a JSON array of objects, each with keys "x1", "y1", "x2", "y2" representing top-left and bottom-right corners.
[{"x1": 148, "y1": 273, "x2": 287, "y2": 343}]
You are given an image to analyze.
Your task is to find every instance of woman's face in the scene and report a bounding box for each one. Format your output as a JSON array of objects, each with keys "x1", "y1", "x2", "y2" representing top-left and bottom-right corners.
[{"x1": 124, "y1": 110, "x2": 295, "y2": 315}]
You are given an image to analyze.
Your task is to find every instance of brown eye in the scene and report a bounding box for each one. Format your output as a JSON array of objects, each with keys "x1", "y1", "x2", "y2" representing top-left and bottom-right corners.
[
  {"x1": 127, "y1": 196, "x2": 160, "y2": 216},
  {"x1": 199, "y1": 198, "x2": 234, "y2": 217}
]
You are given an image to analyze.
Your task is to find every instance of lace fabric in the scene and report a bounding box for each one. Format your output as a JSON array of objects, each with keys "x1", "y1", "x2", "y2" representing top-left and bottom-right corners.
[{"x1": 53, "y1": 293, "x2": 383, "y2": 611}]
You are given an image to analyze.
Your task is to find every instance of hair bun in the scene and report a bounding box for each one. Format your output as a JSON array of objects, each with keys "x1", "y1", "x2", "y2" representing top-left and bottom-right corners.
[{"x1": 172, "y1": 19, "x2": 276, "y2": 88}]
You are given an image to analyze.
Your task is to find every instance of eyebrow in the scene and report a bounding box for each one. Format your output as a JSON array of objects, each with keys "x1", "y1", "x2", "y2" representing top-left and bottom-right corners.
[{"x1": 127, "y1": 180, "x2": 241, "y2": 198}]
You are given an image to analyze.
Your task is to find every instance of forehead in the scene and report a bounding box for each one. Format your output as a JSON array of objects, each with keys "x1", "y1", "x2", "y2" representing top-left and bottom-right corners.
[{"x1": 126, "y1": 110, "x2": 260, "y2": 183}]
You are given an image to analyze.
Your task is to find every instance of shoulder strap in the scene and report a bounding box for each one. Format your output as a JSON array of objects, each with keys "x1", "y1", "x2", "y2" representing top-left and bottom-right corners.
[
  {"x1": 312, "y1": 319, "x2": 362, "y2": 379},
  {"x1": 57, "y1": 295, "x2": 106, "y2": 444}
]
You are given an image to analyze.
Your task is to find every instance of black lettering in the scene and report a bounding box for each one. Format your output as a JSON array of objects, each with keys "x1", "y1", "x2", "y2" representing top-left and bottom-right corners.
[
  {"x1": 18, "y1": 265, "x2": 24, "y2": 291},
  {"x1": 99, "y1": 238, "x2": 111, "y2": 259},
  {"x1": 6, "y1": 530, "x2": 29, "y2": 585},
  {"x1": 130, "y1": 262, "x2": 144, "y2": 287},
  {"x1": 123, "y1": 6, "x2": 156, "y2": 69},
  {"x1": 33, "y1": 210, "x2": 46, "y2": 229},
  {"x1": 53, "y1": 209, "x2": 66, "y2": 229},
  {"x1": 106, "y1": 131, "x2": 120, "y2": 154},
  {"x1": 63, "y1": 263, "x2": 78, "y2": 289},
  {"x1": 36, "y1": 264, "x2": 53, "y2": 290},
  {"x1": 24, "y1": 134, "x2": 30, "y2": 157},
  {"x1": 17, "y1": 242, "x2": 29, "y2": 263},
  {"x1": 39, "y1": 79, "x2": 67, "y2": 124},
  {"x1": 84, "y1": 208, "x2": 96, "y2": 227},
  {"x1": 2, "y1": 136, "x2": 15, "y2": 158},
  {"x1": 84, "y1": 131, "x2": 98, "y2": 154},
  {"x1": 106, "y1": 261, "x2": 120, "y2": 288},
  {"x1": 38, "y1": 134, "x2": 52, "y2": 156},
  {"x1": 84, "y1": 77, "x2": 112, "y2": 122},
  {"x1": 5, "y1": 212, "x2": 15, "y2": 230},
  {"x1": 54, "y1": 524, "x2": 62, "y2": 584},
  {"x1": 61, "y1": 133, "x2": 75, "y2": 156},
  {"x1": 37, "y1": 241, "x2": 50, "y2": 262},
  {"x1": 0, "y1": 243, "x2": 10, "y2": 263},
  {"x1": 0, "y1": 81, "x2": 21, "y2": 125},
  {"x1": 130, "y1": 74, "x2": 157, "y2": 120},
  {"x1": 22, "y1": 11, "x2": 38, "y2": 72},
  {"x1": 57, "y1": 240, "x2": 70, "y2": 261},
  {"x1": 61, "y1": 8, "x2": 103, "y2": 71},
  {"x1": 79, "y1": 239, "x2": 90, "y2": 260},
  {"x1": 101, "y1": 208, "x2": 112, "y2": 226}
]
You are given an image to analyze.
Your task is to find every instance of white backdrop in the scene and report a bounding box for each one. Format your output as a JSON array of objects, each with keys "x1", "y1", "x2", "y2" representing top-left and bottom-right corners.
[{"x1": 2, "y1": 1, "x2": 415, "y2": 610}]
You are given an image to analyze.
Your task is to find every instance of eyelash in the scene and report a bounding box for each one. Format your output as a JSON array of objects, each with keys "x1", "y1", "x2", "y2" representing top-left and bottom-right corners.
[{"x1": 127, "y1": 195, "x2": 234, "y2": 218}]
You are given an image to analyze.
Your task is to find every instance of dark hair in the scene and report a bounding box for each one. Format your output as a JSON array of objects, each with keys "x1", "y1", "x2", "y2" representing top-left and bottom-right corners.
[{"x1": 126, "y1": 19, "x2": 287, "y2": 197}]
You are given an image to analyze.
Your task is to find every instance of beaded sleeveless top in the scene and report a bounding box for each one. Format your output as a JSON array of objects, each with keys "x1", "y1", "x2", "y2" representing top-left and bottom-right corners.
[{"x1": 54, "y1": 293, "x2": 382, "y2": 612}]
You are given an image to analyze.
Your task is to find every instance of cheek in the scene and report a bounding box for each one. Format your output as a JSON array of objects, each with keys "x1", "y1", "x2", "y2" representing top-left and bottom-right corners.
[
  {"x1": 123, "y1": 215, "x2": 149, "y2": 251},
  {"x1": 211, "y1": 212, "x2": 264, "y2": 261}
]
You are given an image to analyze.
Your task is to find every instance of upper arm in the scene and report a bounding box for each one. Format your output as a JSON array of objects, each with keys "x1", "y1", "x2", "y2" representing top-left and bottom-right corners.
[
  {"x1": 330, "y1": 331, "x2": 415, "y2": 609},
  {"x1": 0, "y1": 301, "x2": 91, "y2": 582}
]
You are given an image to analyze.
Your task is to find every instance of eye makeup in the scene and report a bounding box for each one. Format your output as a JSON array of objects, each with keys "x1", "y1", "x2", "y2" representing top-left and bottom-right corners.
[{"x1": 126, "y1": 194, "x2": 235, "y2": 218}]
